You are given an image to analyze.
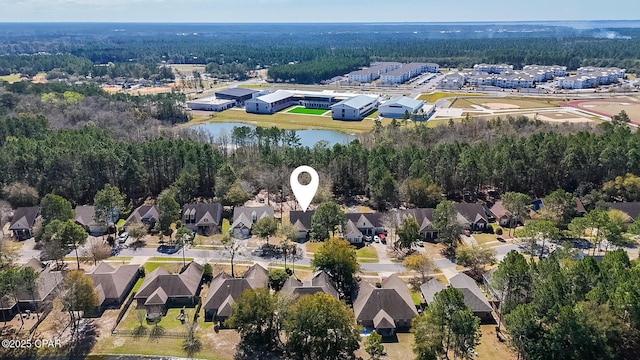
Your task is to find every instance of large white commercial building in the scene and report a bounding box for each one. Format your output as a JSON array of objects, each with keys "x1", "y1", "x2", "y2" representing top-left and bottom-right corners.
[
  {"x1": 246, "y1": 90, "x2": 295, "y2": 114},
  {"x1": 378, "y1": 96, "x2": 435, "y2": 120},
  {"x1": 331, "y1": 95, "x2": 379, "y2": 120},
  {"x1": 187, "y1": 97, "x2": 236, "y2": 112}
]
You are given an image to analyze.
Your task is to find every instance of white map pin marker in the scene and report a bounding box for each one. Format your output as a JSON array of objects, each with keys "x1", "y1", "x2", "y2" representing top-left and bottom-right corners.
[{"x1": 290, "y1": 165, "x2": 319, "y2": 212}]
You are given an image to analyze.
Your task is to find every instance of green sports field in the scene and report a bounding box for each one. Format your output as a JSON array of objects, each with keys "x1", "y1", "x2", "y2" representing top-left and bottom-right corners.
[{"x1": 287, "y1": 107, "x2": 328, "y2": 115}]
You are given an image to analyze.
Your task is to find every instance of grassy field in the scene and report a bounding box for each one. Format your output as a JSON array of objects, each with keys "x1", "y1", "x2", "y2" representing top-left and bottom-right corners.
[
  {"x1": 168, "y1": 64, "x2": 207, "y2": 73},
  {"x1": 418, "y1": 92, "x2": 485, "y2": 102},
  {"x1": 143, "y1": 261, "x2": 184, "y2": 274},
  {"x1": 305, "y1": 242, "x2": 323, "y2": 254},
  {"x1": 451, "y1": 96, "x2": 558, "y2": 110},
  {"x1": 0, "y1": 73, "x2": 21, "y2": 83},
  {"x1": 188, "y1": 109, "x2": 391, "y2": 133},
  {"x1": 356, "y1": 246, "x2": 379, "y2": 261},
  {"x1": 238, "y1": 84, "x2": 271, "y2": 89},
  {"x1": 287, "y1": 107, "x2": 329, "y2": 115}
]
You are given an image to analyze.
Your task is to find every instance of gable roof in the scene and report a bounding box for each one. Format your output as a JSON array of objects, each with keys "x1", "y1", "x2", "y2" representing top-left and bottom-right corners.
[
  {"x1": 88, "y1": 262, "x2": 140, "y2": 304},
  {"x1": 203, "y1": 264, "x2": 268, "y2": 311},
  {"x1": 454, "y1": 203, "x2": 488, "y2": 224},
  {"x1": 135, "y1": 262, "x2": 203, "y2": 304},
  {"x1": 353, "y1": 274, "x2": 418, "y2": 324},
  {"x1": 231, "y1": 206, "x2": 274, "y2": 230},
  {"x1": 24, "y1": 258, "x2": 45, "y2": 271},
  {"x1": 331, "y1": 95, "x2": 377, "y2": 110},
  {"x1": 382, "y1": 96, "x2": 423, "y2": 109},
  {"x1": 183, "y1": 203, "x2": 223, "y2": 227},
  {"x1": 373, "y1": 309, "x2": 396, "y2": 329},
  {"x1": 344, "y1": 220, "x2": 363, "y2": 239},
  {"x1": 489, "y1": 201, "x2": 511, "y2": 219},
  {"x1": 15, "y1": 265, "x2": 64, "y2": 303},
  {"x1": 608, "y1": 202, "x2": 640, "y2": 221},
  {"x1": 9, "y1": 207, "x2": 40, "y2": 231},
  {"x1": 282, "y1": 271, "x2": 339, "y2": 299},
  {"x1": 74, "y1": 205, "x2": 98, "y2": 227},
  {"x1": 420, "y1": 278, "x2": 447, "y2": 304},
  {"x1": 124, "y1": 205, "x2": 159, "y2": 227},
  {"x1": 397, "y1": 208, "x2": 435, "y2": 232},
  {"x1": 448, "y1": 273, "x2": 493, "y2": 313},
  {"x1": 289, "y1": 210, "x2": 314, "y2": 232},
  {"x1": 345, "y1": 212, "x2": 383, "y2": 229}
]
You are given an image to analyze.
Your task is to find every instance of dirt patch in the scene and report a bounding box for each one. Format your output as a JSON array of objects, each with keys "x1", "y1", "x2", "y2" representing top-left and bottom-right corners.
[
  {"x1": 521, "y1": 112, "x2": 594, "y2": 123},
  {"x1": 482, "y1": 102, "x2": 520, "y2": 110}
]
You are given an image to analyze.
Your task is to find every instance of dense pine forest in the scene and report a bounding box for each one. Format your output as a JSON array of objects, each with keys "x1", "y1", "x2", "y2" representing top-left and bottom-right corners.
[{"x1": 0, "y1": 23, "x2": 639, "y2": 83}]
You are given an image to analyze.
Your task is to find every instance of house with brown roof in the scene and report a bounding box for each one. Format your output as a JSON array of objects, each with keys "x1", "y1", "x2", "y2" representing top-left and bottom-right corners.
[
  {"x1": 9, "y1": 206, "x2": 40, "y2": 240},
  {"x1": 231, "y1": 206, "x2": 274, "y2": 239},
  {"x1": 421, "y1": 273, "x2": 493, "y2": 322},
  {"x1": 134, "y1": 262, "x2": 203, "y2": 317},
  {"x1": 182, "y1": 203, "x2": 223, "y2": 235},
  {"x1": 353, "y1": 274, "x2": 418, "y2": 336},
  {"x1": 88, "y1": 262, "x2": 141, "y2": 314},
  {"x1": 124, "y1": 205, "x2": 159, "y2": 230},
  {"x1": 289, "y1": 210, "x2": 315, "y2": 240},
  {"x1": 74, "y1": 205, "x2": 107, "y2": 235},
  {"x1": 397, "y1": 208, "x2": 438, "y2": 240},
  {"x1": 489, "y1": 201, "x2": 514, "y2": 228},
  {"x1": 281, "y1": 271, "x2": 339, "y2": 299},
  {"x1": 203, "y1": 264, "x2": 268, "y2": 323}
]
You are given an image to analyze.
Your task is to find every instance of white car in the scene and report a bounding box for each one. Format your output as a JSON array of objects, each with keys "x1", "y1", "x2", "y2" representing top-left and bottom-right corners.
[
  {"x1": 373, "y1": 235, "x2": 381, "y2": 243},
  {"x1": 118, "y1": 232, "x2": 129, "y2": 243}
]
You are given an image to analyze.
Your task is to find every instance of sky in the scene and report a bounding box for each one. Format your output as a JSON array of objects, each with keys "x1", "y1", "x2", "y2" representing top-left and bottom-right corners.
[{"x1": 0, "y1": 0, "x2": 638, "y2": 23}]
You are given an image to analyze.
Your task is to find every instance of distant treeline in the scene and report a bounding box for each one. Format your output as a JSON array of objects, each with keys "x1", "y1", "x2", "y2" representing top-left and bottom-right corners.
[{"x1": 1, "y1": 24, "x2": 640, "y2": 81}]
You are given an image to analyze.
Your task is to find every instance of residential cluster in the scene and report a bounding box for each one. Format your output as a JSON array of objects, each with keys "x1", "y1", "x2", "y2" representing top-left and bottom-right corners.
[
  {"x1": 347, "y1": 62, "x2": 440, "y2": 84},
  {"x1": 439, "y1": 64, "x2": 625, "y2": 90}
]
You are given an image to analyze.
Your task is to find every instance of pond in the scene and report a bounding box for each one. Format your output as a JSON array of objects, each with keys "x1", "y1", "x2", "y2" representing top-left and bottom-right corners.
[{"x1": 191, "y1": 122, "x2": 356, "y2": 148}]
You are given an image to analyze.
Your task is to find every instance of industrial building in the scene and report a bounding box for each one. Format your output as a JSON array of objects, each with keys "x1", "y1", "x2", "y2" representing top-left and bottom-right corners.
[
  {"x1": 331, "y1": 95, "x2": 379, "y2": 120},
  {"x1": 214, "y1": 87, "x2": 259, "y2": 105},
  {"x1": 379, "y1": 96, "x2": 435, "y2": 119},
  {"x1": 186, "y1": 97, "x2": 236, "y2": 111}
]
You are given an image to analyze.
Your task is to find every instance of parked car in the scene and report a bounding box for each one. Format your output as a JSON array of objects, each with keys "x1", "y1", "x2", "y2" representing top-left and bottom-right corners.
[
  {"x1": 251, "y1": 249, "x2": 264, "y2": 257},
  {"x1": 373, "y1": 235, "x2": 380, "y2": 243},
  {"x1": 416, "y1": 241, "x2": 424, "y2": 247},
  {"x1": 118, "y1": 232, "x2": 129, "y2": 243}
]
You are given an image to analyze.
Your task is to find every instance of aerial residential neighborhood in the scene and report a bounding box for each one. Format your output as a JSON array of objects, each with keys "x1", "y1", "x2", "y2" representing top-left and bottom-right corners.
[{"x1": 1, "y1": 3, "x2": 640, "y2": 360}]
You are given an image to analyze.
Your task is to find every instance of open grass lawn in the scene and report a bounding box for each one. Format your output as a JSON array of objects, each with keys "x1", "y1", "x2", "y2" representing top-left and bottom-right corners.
[
  {"x1": 0, "y1": 73, "x2": 21, "y2": 83},
  {"x1": 188, "y1": 108, "x2": 391, "y2": 133},
  {"x1": 418, "y1": 92, "x2": 485, "y2": 102},
  {"x1": 411, "y1": 291, "x2": 423, "y2": 305},
  {"x1": 143, "y1": 261, "x2": 184, "y2": 274},
  {"x1": 473, "y1": 233, "x2": 502, "y2": 246},
  {"x1": 286, "y1": 107, "x2": 328, "y2": 115},
  {"x1": 356, "y1": 246, "x2": 379, "y2": 261},
  {"x1": 106, "y1": 256, "x2": 133, "y2": 261},
  {"x1": 304, "y1": 242, "x2": 323, "y2": 254}
]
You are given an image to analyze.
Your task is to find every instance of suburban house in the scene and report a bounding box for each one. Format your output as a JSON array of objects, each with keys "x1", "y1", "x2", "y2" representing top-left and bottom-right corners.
[
  {"x1": 353, "y1": 274, "x2": 418, "y2": 336},
  {"x1": 281, "y1": 271, "x2": 339, "y2": 299},
  {"x1": 289, "y1": 210, "x2": 315, "y2": 240},
  {"x1": 231, "y1": 206, "x2": 275, "y2": 239},
  {"x1": 345, "y1": 212, "x2": 385, "y2": 237},
  {"x1": 421, "y1": 274, "x2": 493, "y2": 322},
  {"x1": 88, "y1": 262, "x2": 141, "y2": 314},
  {"x1": 74, "y1": 205, "x2": 107, "y2": 235},
  {"x1": 182, "y1": 203, "x2": 223, "y2": 235},
  {"x1": 454, "y1": 203, "x2": 489, "y2": 230},
  {"x1": 489, "y1": 201, "x2": 515, "y2": 228},
  {"x1": 607, "y1": 202, "x2": 640, "y2": 222},
  {"x1": 124, "y1": 205, "x2": 159, "y2": 230},
  {"x1": 9, "y1": 206, "x2": 40, "y2": 240},
  {"x1": 397, "y1": 208, "x2": 438, "y2": 240},
  {"x1": 134, "y1": 261, "x2": 203, "y2": 318},
  {"x1": 203, "y1": 264, "x2": 268, "y2": 323},
  {"x1": 14, "y1": 258, "x2": 64, "y2": 313}
]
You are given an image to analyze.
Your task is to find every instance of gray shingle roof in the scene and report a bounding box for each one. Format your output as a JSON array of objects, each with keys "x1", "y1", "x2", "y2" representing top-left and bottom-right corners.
[
  {"x1": 74, "y1": 205, "x2": 98, "y2": 227},
  {"x1": 353, "y1": 274, "x2": 418, "y2": 324},
  {"x1": 289, "y1": 210, "x2": 314, "y2": 231},
  {"x1": 454, "y1": 203, "x2": 488, "y2": 224},
  {"x1": 9, "y1": 206, "x2": 40, "y2": 231},
  {"x1": 420, "y1": 279, "x2": 447, "y2": 304},
  {"x1": 88, "y1": 262, "x2": 140, "y2": 305},
  {"x1": 448, "y1": 273, "x2": 493, "y2": 313},
  {"x1": 135, "y1": 262, "x2": 203, "y2": 305},
  {"x1": 183, "y1": 203, "x2": 223, "y2": 227},
  {"x1": 124, "y1": 205, "x2": 159, "y2": 227},
  {"x1": 202, "y1": 264, "x2": 268, "y2": 312},
  {"x1": 281, "y1": 271, "x2": 339, "y2": 299},
  {"x1": 607, "y1": 202, "x2": 640, "y2": 221},
  {"x1": 231, "y1": 206, "x2": 274, "y2": 230}
]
